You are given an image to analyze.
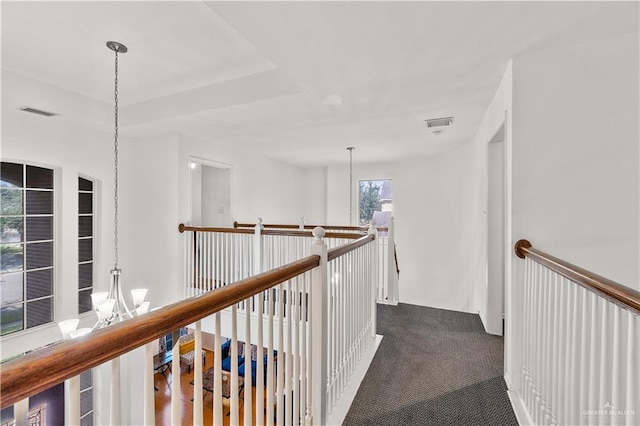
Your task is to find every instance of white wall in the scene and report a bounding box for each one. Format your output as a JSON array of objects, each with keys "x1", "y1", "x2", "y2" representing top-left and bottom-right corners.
[
  {"x1": 177, "y1": 133, "x2": 313, "y2": 225},
  {"x1": 303, "y1": 166, "x2": 328, "y2": 225},
  {"x1": 469, "y1": 62, "x2": 513, "y2": 338},
  {"x1": 0, "y1": 71, "x2": 116, "y2": 357},
  {"x1": 511, "y1": 32, "x2": 639, "y2": 289},
  {"x1": 326, "y1": 148, "x2": 484, "y2": 313}
]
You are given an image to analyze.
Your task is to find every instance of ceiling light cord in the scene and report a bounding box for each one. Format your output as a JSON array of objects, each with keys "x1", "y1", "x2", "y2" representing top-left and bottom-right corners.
[
  {"x1": 347, "y1": 147, "x2": 355, "y2": 225},
  {"x1": 113, "y1": 48, "x2": 119, "y2": 269}
]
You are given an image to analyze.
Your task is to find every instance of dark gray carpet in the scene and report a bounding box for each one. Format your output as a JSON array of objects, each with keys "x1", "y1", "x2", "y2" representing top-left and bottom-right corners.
[{"x1": 343, "y1": 303, "x2": 518, "y2": 425}]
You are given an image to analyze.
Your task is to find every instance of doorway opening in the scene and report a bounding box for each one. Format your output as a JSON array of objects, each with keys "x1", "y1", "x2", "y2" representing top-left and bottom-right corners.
[
  {"x1": 190, "y1": 158, "x2": 232, "y2": 227},
  {"x1": 486, "y1": 122, "x2": 505, "y2": 336}
]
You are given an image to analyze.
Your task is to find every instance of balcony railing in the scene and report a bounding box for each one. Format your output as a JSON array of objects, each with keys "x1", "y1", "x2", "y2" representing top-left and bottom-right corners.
[
  {"x1": 513, "y1": 239, "x2": 639, "y2": 426},
  {"x1": 1, "y1": 226, "x2": 380, "y2": 426}
]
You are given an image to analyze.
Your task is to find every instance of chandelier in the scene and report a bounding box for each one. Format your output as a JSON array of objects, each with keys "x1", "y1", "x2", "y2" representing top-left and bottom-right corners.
[{"x1": 58, "y1": 41, "x2": 148, "y2": 339}]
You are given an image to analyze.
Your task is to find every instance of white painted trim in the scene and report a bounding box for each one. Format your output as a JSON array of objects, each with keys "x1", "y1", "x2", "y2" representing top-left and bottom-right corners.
[
  {"x1": 327, "y1": 334, "x2": 383, "y2": 426},
  {"x1": 507, "y1": 389, "x2": 533, "y2": 426}
]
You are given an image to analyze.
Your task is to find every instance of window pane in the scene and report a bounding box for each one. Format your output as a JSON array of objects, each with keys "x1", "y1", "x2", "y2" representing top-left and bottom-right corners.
[
  {"x1": 25, "y1": 242, "x2": 53, "y2": 270},
  {"x1": 1, "y1": 272, "x2": 23, "y2": 304},
  {"x1": 26, "y1": 297, "x2": 52, "y2": 328},
  {"x1": 1, "y1": 189, "x2": 23, "y2": 215},
  {"x1": 80, "y1": 370, "x2": 93, "y2": 390},
  {"x1": 26, "y1": 166, "x2": 53, "y2": 189},
  {"x1": 26, "y1": 217, "x2": 53, "y2": 242},
  {"x1": 0, "y1": 162, "x2": 23, "y2": 188},
  {"x1": 1, "y1": 304, "x2": 24, "y2": 335},
  {"x1": 359, "y1": 179, "x2": 393, "y2": 227},
  {"x1": 79, "y1": 239, "x2": 92, "y2": 263},
  {"x1": 1, "y1": 217, "x2": 23, "y2": 243},
  {"x1": 79, "y1": 177, "x2": 93, "y2": 192},
  {"x1": 1, "y1": 243, "x2": 23, "y2": 272},
  {"x1": 80, "y1": 388, "x2": 93, "y2": 417},
  {"x1": 79, "y1": 262, "x2": 93, "y2": 288},
  {"x1": 79, "y1": 216, "x2": 93, "y2": 238},
  {"x1": 79, "y1": 193, "x2": 93, "y2": 214},
  {"x1": 1, "y1": 405, "x2": 14, "y2": 424},
  {"x1": 79, "y1": 289, "x2": 92, "y2": 314},
  {"x1": 81, "y1": 413, "x2": 94, "y2": 426},
  {"x1": 25, "y1": 191, "x2": 53, "y2": 215},
  {"x1": 26, "y1": 269, "x2": 52, "y2": 300}
]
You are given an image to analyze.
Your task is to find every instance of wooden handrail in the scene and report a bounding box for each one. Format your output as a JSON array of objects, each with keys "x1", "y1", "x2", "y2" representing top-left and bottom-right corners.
[
  {"x1": 179, "y1": 223, "x2": 254, "y2": 234},
  {"x1": 179, "y1": 224, "x2": 362, "y2": 240},
  {"x1": 0, "y1": 255, "x2": 320, "y2": 408},
  {"x1": 262, "y1": 229, "x2": 362, "y2": 240},
  {"x1": 514, "y1": 239, "x2": 640, "y2": 313},
  {"x1": 328, "y1": 234, "x2": 376, "y2": 262},
  {"x1": 233, "y1": 221, "x2": 389, "y2": 233}
]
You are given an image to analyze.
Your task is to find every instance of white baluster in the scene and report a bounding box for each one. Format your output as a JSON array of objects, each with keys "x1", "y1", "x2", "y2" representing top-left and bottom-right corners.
[
  {"x1": 267, "y1": 286, "x2": 275, "y2": 426},
  {"x1": 14, "y1": 398, "x2": 28, "y2": 426},
  {"x1": 244, "y1": 295, "x2": 253, "y2": 425},
  {"x1": 578, "y1": 287, "x2": 590, "y2": 426},
  {"x1": 111, "y1": 357, "x2": 121, "y2": 426},
  {"x1": 65, "y1": 375, "x2": 81, "y2": 425},
  {"x1": 626, "y1": 311, "x2": 639, "y2": 426},
  {"x1": 277, "y1": 283, "x2": 285, "y2": 426},
  {"x1": 171, "y1": 330, "x2": 181, "y2": 425},
  {"x1": 309, "y1": 227, "x2": 328, "y2": 424},
  {"x1": 214, "y1": 313, "x2": 223, "y2": 426},
  {"x1": 301, "y1": 274, "x2": 309, "y2": 424},
  {"x1": 256, "y1": 292, "x2": 265, "y2": 425},
  {"x1": 144, "y1": 343, "x2": 155, "y2": 425},
  {"x1": 193, "y1": 321, "x2": 204, "y2": 425},
  {"x1": 230, "y1": 306, "x2": 239, "y2": 425},
  {"x1": 293, "y1": 276, "x2": 301, "y2": 425},
  {"x1": 598, "y1": 299, "x2": 612, "y2": 423},
  {"x1": 588, "y1": 293, "x2": 601, "y2": 426},
  {"x1": 611, "y1": 305, "x2": 622, "y2": 426},
  {"x1": 286, "y1": 280, "x2": 293, "y2": 426}
]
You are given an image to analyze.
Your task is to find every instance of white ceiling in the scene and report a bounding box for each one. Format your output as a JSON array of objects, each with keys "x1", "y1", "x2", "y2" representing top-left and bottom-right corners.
[{"x1": 2, "y1": 1, "x2": 638, "y2": 167}]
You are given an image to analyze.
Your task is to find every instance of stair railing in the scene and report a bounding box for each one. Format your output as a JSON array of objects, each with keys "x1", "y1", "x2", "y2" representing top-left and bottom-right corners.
[
  {"x1": 1, "y1": 227, "x2": 378, "y2": 426},
  {"x1": 514, "y1": 239, "x2": 639, "y2": 426},
  {"x1": 234, "y1": 218, "x2": 400, "y2": 305}
]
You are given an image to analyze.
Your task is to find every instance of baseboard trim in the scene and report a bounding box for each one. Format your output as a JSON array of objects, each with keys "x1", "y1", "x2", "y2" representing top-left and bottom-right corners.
[
  {"x1": 326, "y1": 334, "x2": 383, "y2": 425},
  {"x1": 507, "y1": 389, "x2": 533, "y2": 426}
]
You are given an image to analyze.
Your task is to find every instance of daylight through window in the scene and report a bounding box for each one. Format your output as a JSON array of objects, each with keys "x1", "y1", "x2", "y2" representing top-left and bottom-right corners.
[
  {"x1": 0, "y1": 162, "x2": 54, "y2": 336},
  {"x1": 358, "y1": 179, "x2": 393, "y2": 227}
]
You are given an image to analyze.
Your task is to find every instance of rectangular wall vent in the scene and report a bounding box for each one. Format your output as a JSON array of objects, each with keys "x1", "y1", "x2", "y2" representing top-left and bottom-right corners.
[
  {"x1": 425, "y1": 116, "x2": 453, "y2": 128},
  {"x1": 18, "y1": 106, "x2": 59, "y2": 117}
]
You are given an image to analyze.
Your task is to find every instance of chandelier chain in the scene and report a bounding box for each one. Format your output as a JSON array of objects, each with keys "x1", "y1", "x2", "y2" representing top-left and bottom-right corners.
[{"x1": 113, "y1": 50, "x2": 119, "y2": 268}]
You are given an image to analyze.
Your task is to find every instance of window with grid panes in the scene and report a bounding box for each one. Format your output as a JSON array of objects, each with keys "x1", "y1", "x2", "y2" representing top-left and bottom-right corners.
[
  {"x1": 1, "y1": 162, "x2": 54, "y2": 336},
  {"x1": 78, "y1": 177, "x2": 94, "y2": 314},
  {"x1": 80, "y1": 369, "x2": 94, "y2": 425}
]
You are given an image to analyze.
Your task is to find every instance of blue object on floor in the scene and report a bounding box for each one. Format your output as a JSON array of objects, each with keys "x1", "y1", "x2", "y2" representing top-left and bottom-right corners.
[{"x1": 221, "y1": 356, "x2": 244, "y2": 372}]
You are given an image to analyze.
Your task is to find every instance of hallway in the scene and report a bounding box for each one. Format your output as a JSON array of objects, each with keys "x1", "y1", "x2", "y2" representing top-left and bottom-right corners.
[{"x1": 344, "y1": 304, "x2": 518, "y2": 425}]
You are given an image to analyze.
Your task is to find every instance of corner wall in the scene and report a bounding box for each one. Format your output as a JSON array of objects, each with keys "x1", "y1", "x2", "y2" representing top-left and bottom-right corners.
[{"x1": 326, "y1": 146, "x2": 484, "y2": 313}]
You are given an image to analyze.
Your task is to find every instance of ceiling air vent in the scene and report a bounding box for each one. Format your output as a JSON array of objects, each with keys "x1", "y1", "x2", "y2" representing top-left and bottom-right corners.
[
  {"x1": 18, "y1": 106, "x2": 59, "y2": 117},
  {"x1": 425, "y1": 116, "x2": 453, "y2": 128}
]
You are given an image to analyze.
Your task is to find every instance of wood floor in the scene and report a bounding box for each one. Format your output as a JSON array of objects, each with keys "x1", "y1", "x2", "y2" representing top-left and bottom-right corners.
[{"x1": 154, "y1": 349, "x2": 262, "y2": 425}]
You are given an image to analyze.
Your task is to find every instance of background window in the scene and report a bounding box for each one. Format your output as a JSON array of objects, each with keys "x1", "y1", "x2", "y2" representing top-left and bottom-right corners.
[
  {"x1": 1, "y1": 162, "x2": 54, "y2": 336},
  {"x1": 358, "y1": 179, "x2": 393, "y2": 227},
  {"x1": 78, "y1": 177, "x2": 94, "y2": 314}
]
